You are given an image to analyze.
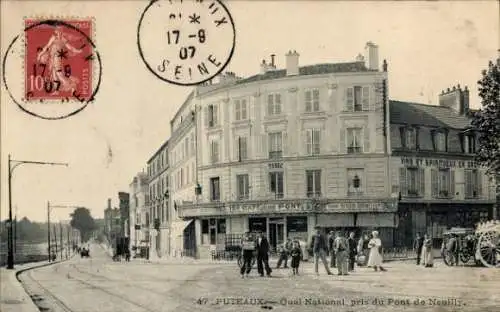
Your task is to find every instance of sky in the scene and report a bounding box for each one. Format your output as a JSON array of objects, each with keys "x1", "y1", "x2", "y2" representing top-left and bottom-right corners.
[{"x1": 1, "y1": 0, "x2": 498, "y2": 223}]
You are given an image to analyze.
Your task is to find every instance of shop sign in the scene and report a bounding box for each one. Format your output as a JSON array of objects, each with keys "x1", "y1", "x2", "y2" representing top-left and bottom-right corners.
[
  {"x1": 268, "y1": 162, "x2": 283, "y2": 169},
  {"x1": 401, "y1": 157, "x2": 478, "y2": 169},
  {"x1": 223, "y1": 201, "x2": 315, "y2": 215},
  {"x1": 324, "y1": 202, "x2": 394, "y2": 212}
]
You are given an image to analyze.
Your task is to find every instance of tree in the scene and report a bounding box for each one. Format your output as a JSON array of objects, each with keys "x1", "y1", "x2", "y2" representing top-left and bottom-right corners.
[
  {"x1": 472, "y1": 58, "x2": 500, "y2": 190},
  {"x1": 70, "y1": 207, "x2": 96, "y2": 243}
]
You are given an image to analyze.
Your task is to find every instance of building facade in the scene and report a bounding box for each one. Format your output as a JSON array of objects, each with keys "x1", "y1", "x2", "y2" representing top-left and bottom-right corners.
[
  {"x1": 168, "y1": 92, "x2": 198, "y2": 257},
  {"x1": 389, "y1": 85, "x2": 497, "y2": 247},
  {"x1": 176, "y1": 42, "x2": 400, "y2": 258},
  {"x1": 103, "y1": 198, "x2": 120, "y2": 248},
  {"x1": 129, "y1": 172, "x2": 149, "y2": 255},
  {"x1": 146, "y1": 140, "x2": 170, "y2": 258}
]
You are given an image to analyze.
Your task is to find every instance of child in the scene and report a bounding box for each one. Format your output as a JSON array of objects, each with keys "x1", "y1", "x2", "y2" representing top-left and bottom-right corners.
[{"x1": 290, "y1": 240, "x2": 302, "y2": 275}]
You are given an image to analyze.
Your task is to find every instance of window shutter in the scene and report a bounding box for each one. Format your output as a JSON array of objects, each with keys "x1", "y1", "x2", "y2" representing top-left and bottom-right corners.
[
  {"x1": 267, "y1": 95, "x2": 273, "y2": 115},
  {"x1": 203, "y1": 106, "x2": 208, "y2": 127},
  {"x1": 234, "y1": 136, "x2": 239, "y2": 161},
  {"x1": 369, "y1": 85, "x2": 375, "y2": 111},
  {"x1": 276, "y1": 94, "x2": 282, "y2": 114},
  {"x1": 450, "y1": 169, "x2": 455, "y2": 197},
  {"x1": 339, "y1": 128, "x2": 346, "y2": 153},
  {"x1": 345, "y1": 88, "x2": 354, "y2": 111},
  {"x1": 262, "y1": 134, "x2": 268, "y2": 156},
  {"x1": 306, "y1": 130, "x2": 312, "y2": 155},
  {"x1": 313, "y1": 89, "x2": 320, "y2": 111},
  {"x1": 363, "y1": 128, "x2": 370, "y2": 153},
  {"x1": 213, "y1": 104, "x2": 218, "y2": 125},
  {"x1": 431, "y1": 168, "x2": 438, "y2": 197},
  {"x1": 399, "y1": 127, "x2": 406, "y2": 148},
  {"x1": 418, "y1": 168, "x2": 425, "y2": 196},
  {"x1": 362, "y1": 86, "x2": 370, "y2": 111},
  {"x1": 305, "y1": 90, "x2": 311, "y2": 112},
  {"x1": 399, "y1": 168, "x2": 407, "y2": 196},
  {"x1": 477, "y1": 170, "x2": 483, "y2": 198},
  {"x1": 282, "y1": 132, "x2": 287, "y2": 155},
  {"x1": 242, "y1": 100, "x2": 247, "y2": 119}
]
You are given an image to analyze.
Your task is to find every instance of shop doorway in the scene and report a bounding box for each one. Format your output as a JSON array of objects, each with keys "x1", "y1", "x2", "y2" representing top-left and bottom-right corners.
[{"x1": 269, "y1": 218, "x2": 285, "y2": 252}]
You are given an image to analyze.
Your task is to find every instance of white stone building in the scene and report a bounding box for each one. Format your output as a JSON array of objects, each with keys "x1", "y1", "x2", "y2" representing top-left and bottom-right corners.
[{"x1": 129, "y1": 172, "x2": 149, "y2": 256}]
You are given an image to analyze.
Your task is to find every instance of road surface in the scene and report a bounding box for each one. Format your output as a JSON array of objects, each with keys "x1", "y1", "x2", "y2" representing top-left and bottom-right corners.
[{"x1": 18, "y1": 244, "x2": 500, "y2": 312}]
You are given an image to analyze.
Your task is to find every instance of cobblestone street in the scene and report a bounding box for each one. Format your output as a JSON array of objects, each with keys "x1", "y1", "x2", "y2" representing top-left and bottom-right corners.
[{"x1": 15, "y1": 245, "x2": 500, "y2": 312}]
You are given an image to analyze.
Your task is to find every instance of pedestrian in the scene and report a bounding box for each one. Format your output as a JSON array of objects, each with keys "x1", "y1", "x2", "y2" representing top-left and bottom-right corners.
[
  {"x1": 446, "y1": 234, "x2": 459, "y2": 266},
  {"x1": 255, "y1": 231, "x2": 272, "y2": 277},
  {"x1": 421, "y1": 234, "x2": 434, "y2": 268},
  {"x1": 240, "y1": 231, "x2": 256, "y2": 278},
  {"x1": 327, "y1": 231, "x2": 336, "y2": 268},
  {"x1": 413, "y1": 233, "x2": 424, "y2": 265},
  {"x1": 125, "y1": 249, "x2": 131, "y2": 262},
  {"x1": 309, "y1": 226, "x2": 334, "y2": 276},
  {"x1": 356, "y1": 233, "x2": 369, "y2": 266},
  {"x1": 367, "y1": 231, "x2": 386, "y2": 272},
  {"x1": 347, "y1": 232, "x2": 357, "y2": 271},
  {"x1": 290, "y1": 240, "x2": 302, "y2": 276},
  {"x1": 334, "y1": 232, "x2": 349, "y2": 275},
  {"x1": 276, "y1": 238, "x2": 292, "y2": 269}
]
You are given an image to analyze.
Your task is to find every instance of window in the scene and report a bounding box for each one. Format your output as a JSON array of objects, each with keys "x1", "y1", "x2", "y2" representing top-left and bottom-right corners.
[
  {"x1": 180, "y1": 168, "x2": 184, "y2": 187},
  {"x1": 210, "y1": 140, "x2": 219, "y2": 164},
  {"x1": 269, "y1": 172, "x2": 284, "y2": 198},
  {"x1": 346, "y1": 128, "x2": 362, "y2": 154},
  {"x1": 234, "y1": 99, "x2": 248, "y2": 121},
  {"x1": 306, "y1": 170, "x2": 321, "y2": 197},
  {"x1": 236, "y1": 174, "x2": 250, "y2": 200},
  {"x1": 463, "y1": 135, "x2": 476, "y2": 154},
  {"x1": 433, "y1": 132, "x2": 447, "y2": 152},
  {"x1": 184, "y1": 138, "x2": 189, "y2": 158},
  {"x1": 186, "y1": 165, "x2": 190, "y2": 184},
  {"x1": 347, "y1": 169, "x2": 364, "y2": 195},
  {"x1": 207, "y1": 104, "x2": 218, "y2": 128},
  {"x1": 400, "y1": 167, "x2": 425, "y2": 197},
  {"x1": 346, "y1": 86, "x2": 369, "y2": 112},
  {"x1": 190, "y1": 133, "x2": 195, "y2": 157},
  {"x1": 236, "y1": 136, "x2": 248, "y2": 161},
  {"x1": 267, "y1": 93, "x2": 282, "y2": 115},
  {"x1": 465, "y1": 169, "x2": 481, "y2": 198},
  {"x1": 305, "y1": 89, "x2": 320, "y2": 112},
  {"x1": 431, "y1": 168, "x2": 454, "y2": 198},
  {"x1": 401, "y1": 127, "x2": 417, "y2": 150},
  {"x1": 210, "y1": 177, "x2": 220, "y2": 201},
  {"x1": 306, "y1": 129, "x2": 321, "y2": 155},
  {"x1": 268, "y1": 132, "x2": 283, "y2": 159}
]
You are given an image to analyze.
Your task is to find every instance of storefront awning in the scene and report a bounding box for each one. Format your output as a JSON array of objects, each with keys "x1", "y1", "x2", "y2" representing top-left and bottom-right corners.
[
  {"x1": 316, "y1": 214, "x2": 355, "y2": 227},
  {"x1": 171, "y1": 219, "x2": 194, "y2": 238},
  {"x1": 357, "y1": 213, "x2": 396, "y2": 227}
]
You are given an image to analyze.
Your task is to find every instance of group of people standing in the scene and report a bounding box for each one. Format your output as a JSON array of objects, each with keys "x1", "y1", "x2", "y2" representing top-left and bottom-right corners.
[{"x1": 413, "y1": 233, "x2": 434, "y2": 267}]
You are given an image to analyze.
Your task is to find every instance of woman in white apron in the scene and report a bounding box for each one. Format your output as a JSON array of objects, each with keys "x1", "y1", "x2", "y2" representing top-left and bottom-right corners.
[{"x1": 367, "y1": 231, "x2": 387, "y2": 271}]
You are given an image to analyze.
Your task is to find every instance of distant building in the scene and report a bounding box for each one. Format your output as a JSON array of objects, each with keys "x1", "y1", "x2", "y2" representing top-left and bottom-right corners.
[
  {"x1": 390, "y1": 85, "x2": 497, "y2": 247},
  {"x1": 103, "y1": 198, "x2": 120, "y2": 247},
  {"x1": 129, "y1": 172, "x2": 149, "y2": 254},
  {"x1": 146, "y1": 140, "x2": 170, "y2": 258},
  {"x1": 118, "y1": 192, "x2": 130, "y2": 237}
]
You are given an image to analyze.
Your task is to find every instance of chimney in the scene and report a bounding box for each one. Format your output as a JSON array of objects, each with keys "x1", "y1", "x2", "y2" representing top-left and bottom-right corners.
[
  {"x1": 270, "y1": 54, "x2": 276, "y2": 67},
  {"x1": 285, "y1": 50, "x2": 299, "y2": 76},
  {"x1": 107, "y1": 198, "x2": 111, "y2": 210},
  {"x1": 260, "y1": 59, "x2": 268, "y2": 74},
  {"x1": 439, "y1": 83, "x2": 469, "y2": 115},
  {"x1": 365, "y1": 41, "x2": 379, "y2": 70}
]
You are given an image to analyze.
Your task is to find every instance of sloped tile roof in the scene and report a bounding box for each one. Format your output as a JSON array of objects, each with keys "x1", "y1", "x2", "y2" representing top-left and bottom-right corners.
[
  {"x1": 389, "y1": 100, "x2": 472, "y2": 129},
  {"x1": 236, "y1": 62, "x2": 374, "y2": 85}
]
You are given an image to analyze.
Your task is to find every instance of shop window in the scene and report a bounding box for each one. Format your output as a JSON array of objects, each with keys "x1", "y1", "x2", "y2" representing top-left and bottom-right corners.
[
  {"x1": 249, "y1": 217, "x2": 266, "y2": 233},
  {"x1": 286, "y1": 216, "x2": 308, "y2": 233},
  {"x1": 217, "y1": 219, "x2": 226, "y2": 234}
]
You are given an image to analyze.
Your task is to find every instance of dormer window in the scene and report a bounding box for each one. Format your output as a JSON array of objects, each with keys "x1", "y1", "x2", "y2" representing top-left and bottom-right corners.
[
  {"x1": 432, "y1": 131, "x2": 447, "y2": 152},
  {"x1": 462, "y1": 134, "x2": 476, "y2": 154},
  {"x1": 400, "y1": 127, "x2": 417, "y2": 150}
]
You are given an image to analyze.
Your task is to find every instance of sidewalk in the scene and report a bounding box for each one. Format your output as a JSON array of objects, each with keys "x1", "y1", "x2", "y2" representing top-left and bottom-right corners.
[{"x1": 0, "y1": 263, "x2": 44, "y2": 312}]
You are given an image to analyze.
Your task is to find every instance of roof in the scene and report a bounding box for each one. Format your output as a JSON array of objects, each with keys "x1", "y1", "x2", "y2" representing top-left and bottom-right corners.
[
  {"x1": 236, "y1": 62, "x2": 374, "y2": 85},
  {"x1": 147, "y1": 139, "x2": 169, "y2": 164},
  {"x1": 170, "y1": 91, "x2": 195, "y2": 126},
  {"x1": 389, "y1": 100, "x2": 472, "y2": 129}
]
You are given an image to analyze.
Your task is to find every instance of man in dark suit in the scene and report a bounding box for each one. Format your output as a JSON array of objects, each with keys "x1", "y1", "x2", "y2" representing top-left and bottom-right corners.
[
  {"x1": 255, "y1": 231, "x2": 272, "y2": 277},
  {"x1": 347, "y1": 232, "x2": 357, "y2": 271},
  {"x1": 413, "y1": 233, "x2": 424, "y2": 265}
]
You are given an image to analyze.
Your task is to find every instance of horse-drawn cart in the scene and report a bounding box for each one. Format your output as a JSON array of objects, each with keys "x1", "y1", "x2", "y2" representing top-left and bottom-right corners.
[{"x1": 441, "y1": 221, "x2": 499, "y2": 268}]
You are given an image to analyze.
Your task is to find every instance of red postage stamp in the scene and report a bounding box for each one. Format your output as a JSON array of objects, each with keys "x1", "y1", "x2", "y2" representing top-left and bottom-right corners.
[{"x1": 24, "y1": 18, "x2": 94, "y2": 102}]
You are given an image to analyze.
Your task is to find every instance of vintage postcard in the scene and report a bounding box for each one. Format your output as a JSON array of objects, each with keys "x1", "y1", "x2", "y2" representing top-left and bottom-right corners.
[{"x1": 1, "y1": 1, "x2": 499, "y2": 312}]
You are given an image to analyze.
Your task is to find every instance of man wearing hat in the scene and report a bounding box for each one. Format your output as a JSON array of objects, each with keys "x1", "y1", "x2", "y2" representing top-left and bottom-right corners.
[
  {"x1": 240, "y1": 231, "x2": 256, "y2": 278},
  {"x1": 309, "y1": 226, "x2": 333, "y2": 275},
  {"x1": 255, "y1": 231, "x2": 272, "y2": 277},
  {"x1": 327, "y1": 230, "x2": 336, "y2": 268}
]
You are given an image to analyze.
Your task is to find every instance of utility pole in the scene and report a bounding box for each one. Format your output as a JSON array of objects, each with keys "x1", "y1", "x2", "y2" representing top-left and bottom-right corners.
[
  {"x1": 53, "y1": 224, "x2": 58, "y2": 260},
  {"x1": 59, "y1": 222, "x2": 63, "y2": 261},
  {"x1": 6, "y1": 155, "x2": 68, "y2": 269},
  {"x1": 47, "y1": 201, "x2": 51, "y2": 262},
  {"x1": 66, "y1": 225, "x2": 70, "y2": 259}
]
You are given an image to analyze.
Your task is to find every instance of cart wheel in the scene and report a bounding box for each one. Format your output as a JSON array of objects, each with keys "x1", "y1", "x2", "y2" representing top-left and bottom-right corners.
[
  {"x1": 477, "y1": 232, "x2": 500, "y2": 268},
  {"x1": 460, "y1": 253, "x2": 471, "y2": 264}
]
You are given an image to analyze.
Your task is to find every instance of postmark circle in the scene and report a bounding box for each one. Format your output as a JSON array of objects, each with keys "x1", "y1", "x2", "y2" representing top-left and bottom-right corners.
[
  {"x1": 137, "y1": 0, "x2": 236, "y2": 86},
  {"x1": 2, "y1": 19, "x2": 102, "y2": 120}
]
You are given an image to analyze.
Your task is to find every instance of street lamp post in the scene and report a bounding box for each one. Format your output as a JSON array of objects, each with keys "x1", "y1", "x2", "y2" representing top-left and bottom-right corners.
[{"x1": 7, "y1": 154, "x2": 68, "y2": 270}]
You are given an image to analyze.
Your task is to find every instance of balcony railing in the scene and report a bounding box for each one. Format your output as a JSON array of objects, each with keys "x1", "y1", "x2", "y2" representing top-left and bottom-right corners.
[
  {"x1": 306, "y1": 191, "x2": 321, "y2": 198},
  {"x1": 347, "y1": 146, "x2": 362, "y2": 154},
  {"x1": 269, "y1": 151, "x2": 283, "y2": 159}
]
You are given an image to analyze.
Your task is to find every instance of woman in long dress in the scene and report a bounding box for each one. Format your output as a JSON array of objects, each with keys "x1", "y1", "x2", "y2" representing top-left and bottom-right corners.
[
  {"x1": 367, "y1": 231, "x2": 386, "y2": 271},
  {"x1": 421, "y1": 234, "x2": 434, "y2": 267}
]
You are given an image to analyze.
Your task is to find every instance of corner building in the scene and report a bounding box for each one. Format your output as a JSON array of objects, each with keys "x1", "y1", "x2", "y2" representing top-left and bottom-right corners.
[{"x1": 177, "y1": 43, "x2": 398, "y2": 258}]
